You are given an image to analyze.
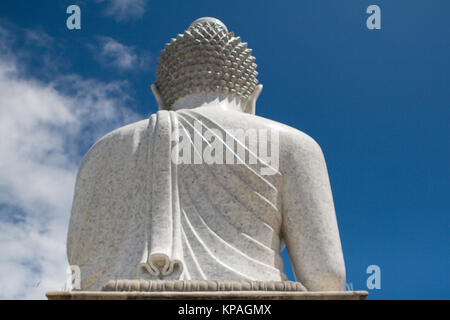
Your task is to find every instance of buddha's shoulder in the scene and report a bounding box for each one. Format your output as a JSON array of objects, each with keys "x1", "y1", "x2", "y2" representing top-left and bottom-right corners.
[
  {"x1": 236, "y1": 112, "x2": 324, "y2": 157},
  {"x1": 218, "y1": 110, "x2": 321, "y2": 148},
  {"x1": 98, "y1": 119, "x2": 149, "y2": 142},
  {"x1": 80, "y1": 119, "x2": 149, "y2": 167},
  {"x1": 273, "y1": 119, "x2": 322, "y2": 150},
  {"x1": 194, "y1": 108, "x2": 323, "y2": 151}
]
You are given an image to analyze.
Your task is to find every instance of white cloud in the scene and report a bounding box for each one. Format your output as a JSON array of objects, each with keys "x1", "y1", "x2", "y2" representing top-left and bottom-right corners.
[
  {"x1": 0, "y1": 24, "x2": 140, "y2": 299},
  {"x1": 95, "y1": 36, "x2": 149, "y2": 71},
  {"x1": 0, "y1": 18, "x2": 65, "y2": 76},
  {"x1": 96, "y1": 0, "x2": 147, "y2": 22},
  {"x1": 23, "y1": 28, "x2": 54, "y2": 49}
]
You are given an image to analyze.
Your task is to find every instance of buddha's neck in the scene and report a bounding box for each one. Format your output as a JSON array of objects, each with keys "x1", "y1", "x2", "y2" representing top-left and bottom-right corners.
[{"x1": 170, "y1": 93, "x2": 244, "y2": 112}]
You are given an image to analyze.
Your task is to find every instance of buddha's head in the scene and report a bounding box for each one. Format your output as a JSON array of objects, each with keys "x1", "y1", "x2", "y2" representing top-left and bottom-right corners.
[{"x1": 152, "y1": 17, "x2": 263, "y2": 114}]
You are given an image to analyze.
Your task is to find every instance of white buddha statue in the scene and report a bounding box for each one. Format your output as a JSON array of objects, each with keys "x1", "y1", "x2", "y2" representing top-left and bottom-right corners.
[{"x1": 67, "y1": 18, "x2": 346, "y2": 292}]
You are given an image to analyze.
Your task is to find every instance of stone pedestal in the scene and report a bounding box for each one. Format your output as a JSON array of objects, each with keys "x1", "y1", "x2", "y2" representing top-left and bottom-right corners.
[{"x1": 47, "y1": 291, "x2": 368, "y2": 300}]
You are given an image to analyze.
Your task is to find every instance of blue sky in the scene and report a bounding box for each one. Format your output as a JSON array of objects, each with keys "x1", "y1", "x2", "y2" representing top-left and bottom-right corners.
[{"x1": 0, "y1": 0, "x2": 448, "y2": 299}]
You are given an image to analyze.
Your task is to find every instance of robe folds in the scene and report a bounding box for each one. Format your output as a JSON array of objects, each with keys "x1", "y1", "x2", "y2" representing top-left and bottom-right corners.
[{"x1": 67, "y1": 107, "x2": 287, "y2": 290}]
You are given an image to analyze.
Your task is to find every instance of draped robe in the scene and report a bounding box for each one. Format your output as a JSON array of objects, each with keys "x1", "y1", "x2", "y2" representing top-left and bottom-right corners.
[{"x1": 67, "y1": 106, "x2": 288, "y2": 290}]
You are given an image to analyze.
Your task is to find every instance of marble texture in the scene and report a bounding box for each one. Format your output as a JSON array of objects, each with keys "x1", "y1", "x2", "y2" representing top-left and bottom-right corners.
[
  {"x1": 102, "y1": 280, "x2": 306, "y2": 292},
  {"x1": 67, "y1": 17, "x2": 346, "y2": 292}
]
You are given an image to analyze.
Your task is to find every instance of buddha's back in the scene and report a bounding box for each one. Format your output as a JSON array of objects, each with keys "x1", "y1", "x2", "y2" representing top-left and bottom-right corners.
[{"x1": 67, "y1": 17, "x2": 346, "y2": 292}]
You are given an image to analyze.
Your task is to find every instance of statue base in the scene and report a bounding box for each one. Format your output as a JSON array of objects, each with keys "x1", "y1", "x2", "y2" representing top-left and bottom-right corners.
[{"x1": 46, "y1": 290, "x2": 368, "y2": 300}]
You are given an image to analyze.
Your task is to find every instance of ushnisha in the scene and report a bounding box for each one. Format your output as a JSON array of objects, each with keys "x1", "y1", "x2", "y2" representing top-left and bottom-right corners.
[{"x1": 67, "y1": 17, "x2": 346, "y2": 292}]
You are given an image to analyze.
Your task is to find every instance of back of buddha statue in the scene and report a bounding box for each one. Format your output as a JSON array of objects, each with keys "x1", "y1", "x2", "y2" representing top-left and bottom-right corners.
[{"x1": 67, "y1": 17, "x2": 345, "y2": 292}]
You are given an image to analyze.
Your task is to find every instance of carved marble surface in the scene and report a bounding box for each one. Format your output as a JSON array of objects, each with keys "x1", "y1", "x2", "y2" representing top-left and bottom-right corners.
[
  {"x1": 102, "y1": 280, "x2": 306, "y2": 292},
  {"x1": 67, "y1": 17, "x2": 346, "y2": 292}
]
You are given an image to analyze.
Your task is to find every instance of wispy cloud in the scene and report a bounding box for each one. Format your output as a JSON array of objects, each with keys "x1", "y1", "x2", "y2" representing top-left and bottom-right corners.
[
  {"x1": 0, "y1": 22, "x2": 140, "y2": 299},
  {"x1": 0, "y1": 18, "x2": 65, "y2": 77},
  {"x1": 94, "y1": 36, "x2": 149, "y2": 72},
  {"x1": 96, "y1": 0, "x2": 147, "y2": 22},
  {"x1": 23, "y1": 28, "x2": 54, "y2": 49}
]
